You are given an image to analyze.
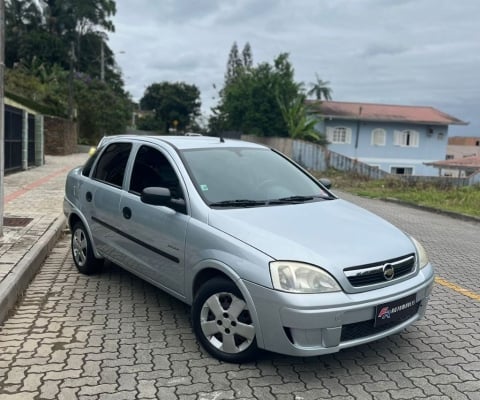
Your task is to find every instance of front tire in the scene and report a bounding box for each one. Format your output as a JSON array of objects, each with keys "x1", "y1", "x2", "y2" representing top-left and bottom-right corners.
[
  {"x1": 192, "y1": 278, "x2": 259, "y2": 363},
  {"x1": 71, "y1": 221, "x2": 102, "y2": 274}
]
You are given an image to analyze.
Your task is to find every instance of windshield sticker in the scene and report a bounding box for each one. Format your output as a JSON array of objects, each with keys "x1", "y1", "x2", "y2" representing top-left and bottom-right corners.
[{"x1": 200, "y1": 184, "x2": 209, "y2": 191}]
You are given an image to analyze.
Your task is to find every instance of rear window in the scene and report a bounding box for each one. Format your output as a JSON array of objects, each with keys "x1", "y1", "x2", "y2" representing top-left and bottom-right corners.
[{"x1": 92, "y1": 142, "x2": 132, "y2": 187}]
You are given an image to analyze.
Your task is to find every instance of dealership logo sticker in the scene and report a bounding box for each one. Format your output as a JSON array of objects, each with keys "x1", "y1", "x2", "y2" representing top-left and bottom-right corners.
[
  {"x1": 378, "y1": 307, "x2": 391, "y2": 320},
  {"x1": 374, "y1": 293, "x2": 417, "y2": 327}
]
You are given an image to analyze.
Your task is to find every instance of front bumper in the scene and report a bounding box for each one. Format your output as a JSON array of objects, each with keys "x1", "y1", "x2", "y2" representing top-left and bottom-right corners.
[{"x1": 244, "y1": 264, "x2": 435, "y2": 357}]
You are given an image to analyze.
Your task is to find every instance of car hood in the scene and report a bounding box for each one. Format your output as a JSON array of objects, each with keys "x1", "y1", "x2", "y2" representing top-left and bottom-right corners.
[{"x1": 208, "y1": 199, "x2": 415, "y2": 271}]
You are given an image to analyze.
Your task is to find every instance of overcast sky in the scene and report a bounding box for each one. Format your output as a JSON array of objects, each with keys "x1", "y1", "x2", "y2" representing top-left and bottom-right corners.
[{"x1": 109, "y1": 0, "x2": 480, "y2": 136}]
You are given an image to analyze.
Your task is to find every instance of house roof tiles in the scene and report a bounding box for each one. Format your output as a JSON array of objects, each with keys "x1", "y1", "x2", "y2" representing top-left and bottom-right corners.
[
  {"x1": 424, "y1": 156, "x2": 480, "y2": 170},
  {"x1": 307, "y1": 100, "x2": 467, "y2": 126}
]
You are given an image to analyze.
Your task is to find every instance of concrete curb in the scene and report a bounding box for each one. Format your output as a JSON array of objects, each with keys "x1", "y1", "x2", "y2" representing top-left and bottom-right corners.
[{"x1": 0, "y1": 215, "x2": 67, "y2": 325}]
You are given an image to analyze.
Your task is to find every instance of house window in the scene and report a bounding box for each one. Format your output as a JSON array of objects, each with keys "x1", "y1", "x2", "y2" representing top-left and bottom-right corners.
[
  {"x1": 393, "y1": 130, "x2": 419, "y2": 147},
  {"x1": 446, "y1": 154, "x2": 454, "y2": 160},
  {"x1": 326, "y1": 126, "x2": 352, "y2": 144},
  {"x1": 371, "y1": 129, "x2": 386, "y2": 146},
  {"x1": 391, "y1": 166, "x2": 413, "y2": 175}
]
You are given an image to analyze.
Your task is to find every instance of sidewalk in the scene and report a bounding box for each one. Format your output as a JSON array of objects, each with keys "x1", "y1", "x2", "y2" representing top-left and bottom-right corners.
[{"x1": 0, "y1": 153, "x2": 88, "y2": 324}]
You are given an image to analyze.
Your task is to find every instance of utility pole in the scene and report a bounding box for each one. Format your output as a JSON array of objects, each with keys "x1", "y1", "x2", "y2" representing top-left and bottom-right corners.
[{"x1": 0, "y1": 0, "x2": 6, "y2": 237}]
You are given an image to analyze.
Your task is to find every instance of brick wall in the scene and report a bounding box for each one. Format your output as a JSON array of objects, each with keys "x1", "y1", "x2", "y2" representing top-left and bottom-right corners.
[
  {"x1": 448, "y1": 136, "x2": 480, "y2": 146},
  {"x1": 44, "y1": 116, "x2": 77, "y2": 155}
]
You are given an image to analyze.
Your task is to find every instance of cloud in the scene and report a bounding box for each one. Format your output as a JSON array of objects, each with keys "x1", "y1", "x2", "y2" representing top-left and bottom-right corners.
[
  {"x1": 110, "y1": 0, "x2": 480, "y2": 136},
  {"x1": 361, "y1": 44, "x2": 409, "y2": 58}
]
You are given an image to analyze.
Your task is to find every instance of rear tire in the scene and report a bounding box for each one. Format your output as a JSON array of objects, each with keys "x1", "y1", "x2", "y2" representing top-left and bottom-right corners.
[
  {"x1": 192, "y1": 278, "x2": 259, "y2": 363},
  {"x1": 71, "y1": 221, "x2": 102, "y2": 274}
]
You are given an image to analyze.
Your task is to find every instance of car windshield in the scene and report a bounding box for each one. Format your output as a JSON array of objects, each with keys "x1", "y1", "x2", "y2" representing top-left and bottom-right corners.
[{"x1": 181, "y1": 147, "x2": 333, "y2": 206}]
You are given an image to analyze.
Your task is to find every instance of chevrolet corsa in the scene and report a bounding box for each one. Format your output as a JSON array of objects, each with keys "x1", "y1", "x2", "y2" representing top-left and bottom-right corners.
[{"x1": 64, "y1": 135, "x2": 434, "y2": 362}]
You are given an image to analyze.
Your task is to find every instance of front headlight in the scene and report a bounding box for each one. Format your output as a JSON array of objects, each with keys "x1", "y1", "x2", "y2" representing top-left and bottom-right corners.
[
  {"x1": 270, "y1": 261, "x2": 341, "y2": 293},
  {"x1": 411, "y1": 236, "x2": 429, "y2": 269}
]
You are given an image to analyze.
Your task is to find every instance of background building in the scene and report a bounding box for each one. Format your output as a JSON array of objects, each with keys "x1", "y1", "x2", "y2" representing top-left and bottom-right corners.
[
  {"x1": 309, "y1": 101, "x2": 467, "y2": 176},
  {"x1": 446, "y1": 136, "x2": 480, "y2": 160}
]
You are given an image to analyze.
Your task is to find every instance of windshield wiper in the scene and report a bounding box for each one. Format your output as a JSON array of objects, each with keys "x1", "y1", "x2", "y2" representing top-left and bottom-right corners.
[
  {"x1": 268, "y1": 195, "x2": 334, "y2": 204},
  {"x1": 210, "y1": 199, "x2": 267, "y2": 208}
]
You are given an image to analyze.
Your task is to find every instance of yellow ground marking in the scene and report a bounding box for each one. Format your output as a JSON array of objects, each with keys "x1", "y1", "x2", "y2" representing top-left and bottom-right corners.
[{"x1": 435, "y1": 277, "x2": 480, "y2": 301}]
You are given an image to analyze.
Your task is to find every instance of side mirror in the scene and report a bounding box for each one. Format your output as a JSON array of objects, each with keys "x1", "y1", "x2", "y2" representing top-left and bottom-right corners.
[
  {"x1": 318, "y1": 178, "x2": 332, "y2": 189},
  {"x1": 141, "y1": 187, "x2": 172, "y2": 206},
  {"x1": 141, "y1": 187, "x2": 186, "y2": 213}
]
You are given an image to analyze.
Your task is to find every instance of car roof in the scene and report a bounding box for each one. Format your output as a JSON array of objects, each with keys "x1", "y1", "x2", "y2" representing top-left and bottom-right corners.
[{"x1": 98, "y1": 135, "x2": 268, "y2": 151}]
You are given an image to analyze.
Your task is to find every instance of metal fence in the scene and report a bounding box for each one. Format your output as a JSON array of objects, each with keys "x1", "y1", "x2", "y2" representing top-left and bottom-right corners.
[
  {"x1": 4, "y1": 105, "x2": 40, "y2": 172},
  {"x1": 4, "y1": 105, "x2": 23, "y2": 172},
  {"x1": 28, "y1": 113, "x2": 35, "y2": 166},
  {"x1": 242, "y1": 135, "x2": 479, "y2": 187}
]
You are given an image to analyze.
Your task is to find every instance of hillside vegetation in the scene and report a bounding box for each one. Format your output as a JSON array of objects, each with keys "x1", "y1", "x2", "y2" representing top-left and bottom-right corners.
[{"x1": 317, "y1": 169, "x2": 480, "y2": 218}]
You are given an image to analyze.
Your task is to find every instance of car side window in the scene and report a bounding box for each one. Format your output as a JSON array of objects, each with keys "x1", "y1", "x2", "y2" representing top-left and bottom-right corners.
[
  {"x1": 129, "y1": 145, "x2": 183, "y2": 200},
  {"x1": 92, "y1": 142, "x2": 132, "y2": 187}
]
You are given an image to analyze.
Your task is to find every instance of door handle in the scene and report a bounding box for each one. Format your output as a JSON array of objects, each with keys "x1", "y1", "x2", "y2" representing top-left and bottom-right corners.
[
  {"x1": 86, "y1": 192, "x2": 92, "y2": 202},
  {"x1": 123, "y1": 207, "x2": 132, "y2": 219}
]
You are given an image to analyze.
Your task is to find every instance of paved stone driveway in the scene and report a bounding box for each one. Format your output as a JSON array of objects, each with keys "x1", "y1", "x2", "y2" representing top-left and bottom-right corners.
[{"x1": 0, "y1": 195, "x2": 479, "y2": 399}]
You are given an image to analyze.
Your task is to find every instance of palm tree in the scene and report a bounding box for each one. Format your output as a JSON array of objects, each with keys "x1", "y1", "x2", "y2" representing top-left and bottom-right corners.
[
  {"x1": 307, "y1": 73, "x2": 332, "y2": 101},
  {"x1": 277, "y1": 94, "x2": 327, "y2": 144}
]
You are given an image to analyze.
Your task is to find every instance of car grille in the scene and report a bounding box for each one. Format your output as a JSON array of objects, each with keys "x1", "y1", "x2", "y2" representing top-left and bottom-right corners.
[
  {"x1": 340, "y1": 302, "x2": 420, "y2": 342},
  {"x1": 344, "y1": 254, "x2": 416, "y2": 287}
]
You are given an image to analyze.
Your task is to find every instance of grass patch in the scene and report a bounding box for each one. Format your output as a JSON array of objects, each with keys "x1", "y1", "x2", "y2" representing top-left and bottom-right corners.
[{"x1": 315, "y1": 169, "x2": 480, "y2": 218}]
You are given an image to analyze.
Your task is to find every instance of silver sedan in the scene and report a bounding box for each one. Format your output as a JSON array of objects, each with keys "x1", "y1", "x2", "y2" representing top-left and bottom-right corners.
[{"x1": 64, "y1": 135, "x2": 434, "y2": 362}]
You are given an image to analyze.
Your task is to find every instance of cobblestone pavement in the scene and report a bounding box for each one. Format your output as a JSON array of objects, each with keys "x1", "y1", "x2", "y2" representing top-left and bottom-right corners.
[
  {"x1": 0, "y1": 191, "x2": 479, "y2": 399},
  {"x1": 0, "y1": 154, "x2": 89, "y2": 325},
  {"x1": 0, "y1": 154, "x2": 88, "y2": 284}
]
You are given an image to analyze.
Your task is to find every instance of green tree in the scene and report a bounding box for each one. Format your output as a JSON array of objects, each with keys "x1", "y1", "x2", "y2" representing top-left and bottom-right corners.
[
  {"x1": 224, "y1": 42, "x2": 243, "y2": 85},
  {"x1": 75, "y1": 79, "x2": 131, "y2": 144},
  {"x1": 242, "y1": 42, "x2": 253, "y2": 69},
  {"x1": 211, "y1": 51, "x2": 302, "y2": 137},
  {"x1": 5, "y1": 0, "x2": 132, "y2": 146},
  {"x1": 5, "y1": 62, "x2": 69, "y2": 116},
  {"x1": 4, "y1": 0, "x2": 61, "y2": 68},
  {"x1": 6, "y1": 0, "x2": 117, "y2": 80},
  {"x1": 277, "y1": 95, "x2": 327, "y2": 144},
  {"x1": 76, "y1": 31, "x2": 121, "y2": 87},
  {"x1": 307, "y1": 73, "x2": 333, "y2": 101},
  {"x1": 68, "y1": 0, "x2": 117, "y2": 82},
  {"x1": 136, "y1": 114, "x2": 165, "y2": 132},
  {"x1": 140, "y1": 82, "x2": 201, "y2": 133},
  {"x1": 72, "y1": 0, "x2": 116, "y2": 35}
]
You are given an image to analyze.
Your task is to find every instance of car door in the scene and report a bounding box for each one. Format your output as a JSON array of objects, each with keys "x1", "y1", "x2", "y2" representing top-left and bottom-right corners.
[
  {"x1": 86, "y1": 141, "x2": 133, "y2": 265},
  {"x1": 117, "y1": 144, "x2": 189, "y2": 297}
]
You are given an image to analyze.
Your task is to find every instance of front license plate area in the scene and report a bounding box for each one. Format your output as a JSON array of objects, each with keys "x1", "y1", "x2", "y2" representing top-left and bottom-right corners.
[{"x1": 374, "y1": 294, "x2": 417, "y2": 327}]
